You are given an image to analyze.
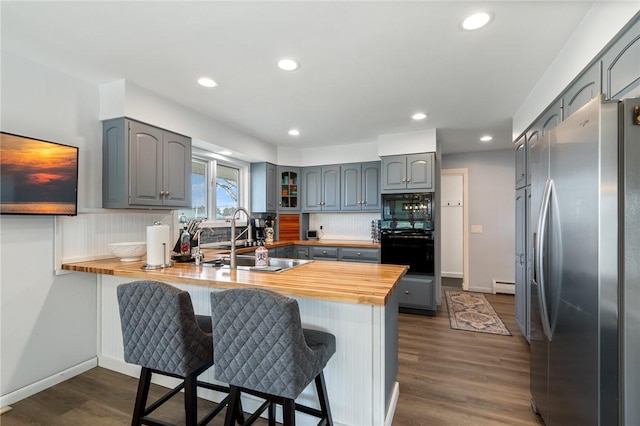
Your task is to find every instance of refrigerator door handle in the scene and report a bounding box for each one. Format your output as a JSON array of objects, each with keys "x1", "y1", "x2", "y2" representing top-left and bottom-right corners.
[{"x1": 535, "y1": 178, "x2": 553, "y2": 341}]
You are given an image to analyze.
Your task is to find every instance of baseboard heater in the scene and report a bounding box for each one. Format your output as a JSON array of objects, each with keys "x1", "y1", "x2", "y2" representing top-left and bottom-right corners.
[{"x1": 493, "y1": 279, "x2": 515, "y2": 295}]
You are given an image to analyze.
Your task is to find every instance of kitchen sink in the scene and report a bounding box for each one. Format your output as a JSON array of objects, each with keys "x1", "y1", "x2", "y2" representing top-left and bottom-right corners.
[{"x1": 202, "y1": 255, "x2": 312, "y2": 272}]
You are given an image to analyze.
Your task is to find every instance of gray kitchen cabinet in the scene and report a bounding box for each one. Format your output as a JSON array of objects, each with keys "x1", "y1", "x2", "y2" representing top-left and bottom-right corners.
[
  {"x1": 602, "y1": 18, "x2": 640, "y2": 100},
  {"x1": 250, "y1": 162, "x2": 277, "y2": 213},
  {"x1": 515, "y1": 136, "x2": 526, "y2": 189},
  {"x1": 294, "y1": 245, "x2": 310, "y2": 260},
  {"x1": 278, "y1": 166, "x2": 301, "y2": 211},
  {"x1": 563, "y1": 61, "x2": 601, "y2": 119},
  {"x1": 540, "y1": 100, "x2": 562, "y2": 137},
  {"x1": 381, "y1": 153, "x2": 434, "y2": 192},
  {"x1": 341, "y1": 162, "x2": 381, "y2": 211},
  {"x1": 267, "y1": 246, "x2": 293, "y2": 258},
  {"x1": 103, "y1": 118, "x2": 191, "y2": 209},
  {"x1": 397, "y1": 275, "x2": 436, "y2": 314},
  {"x1": 301, "y1": 166, "x2": 341, "y2": 211},
  {"x1": 515, "y1": 187, "x2": 530, "y2": 341},
  {"x1": 339, "y1": 247, "x2": 380, "y2": 263},
  {"x1": 278, "y1": 245, "x2": 294, "y2": 259},
  {"x1": 309, "y1": 246, "x2": 339, "y2": 261}
]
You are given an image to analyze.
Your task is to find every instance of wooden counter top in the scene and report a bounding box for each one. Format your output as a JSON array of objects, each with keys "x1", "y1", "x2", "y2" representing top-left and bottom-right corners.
[{"x1": 62, "y1": 251, "x2": 404, "y2": 306}]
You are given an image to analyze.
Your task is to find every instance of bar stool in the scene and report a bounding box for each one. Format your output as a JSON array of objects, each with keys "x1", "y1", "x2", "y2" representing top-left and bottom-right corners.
[
  {"x1": 210, "y1": 288, "x2": 336, "y2": 426},
  {"x1": 117, "y1": 280, "x2": 242, "y2": 426}
]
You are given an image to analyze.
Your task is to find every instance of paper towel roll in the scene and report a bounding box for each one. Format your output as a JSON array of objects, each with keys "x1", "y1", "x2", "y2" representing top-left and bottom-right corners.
[{"x1": 147, "y1": 223, "x2": 170, "y2": 266}]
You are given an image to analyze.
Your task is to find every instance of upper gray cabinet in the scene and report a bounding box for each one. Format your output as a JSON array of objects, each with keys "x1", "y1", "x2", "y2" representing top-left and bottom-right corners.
[
  {"x1": 301, "y1": 165, "x2": 341, "y2": 211},
  {"x1": 277, "y1": 166, "x2": 301, "y2": 211},
  {"x1": 563, "y1": 61, "x2": 601, "y2": 119},
  {"x1": 103, "y1": 118, "x2": 191, "y2": 209},
  {"x1": 341, "y1": 161, "x2": 381, "y2": 211},
  {"x1": 381, "y1": 153, "x2": 435, "y2": 193},
  {"x1": 602, "y1": 18, "x2": 640, "y2": 100},
  {"x1": 515, "y1": 136, "x2": 526, "y2": 189},
  {"x1": 250, "y1": 162, "x2": 277, "y2": 213}
]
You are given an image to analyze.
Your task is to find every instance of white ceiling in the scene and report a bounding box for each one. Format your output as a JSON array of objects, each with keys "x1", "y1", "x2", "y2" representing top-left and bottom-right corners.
[{"x1": 1, "y1": 1, "x2": 598, "y2": 155}]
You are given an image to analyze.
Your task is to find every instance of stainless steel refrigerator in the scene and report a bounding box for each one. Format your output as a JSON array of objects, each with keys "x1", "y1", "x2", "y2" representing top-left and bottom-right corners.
[{"x1": 529, "y1": 95, "x2": 640, "y2": 425}]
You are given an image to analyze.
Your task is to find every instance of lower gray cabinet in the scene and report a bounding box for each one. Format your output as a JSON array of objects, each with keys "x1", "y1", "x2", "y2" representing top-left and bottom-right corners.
[
  {"x1": 339, "y1": 247, "x2": 380, "y2": 263},
  {"x1": 294, "y1": 245, "x2": 310, "y2": 260},
  {"x1": 310, "y1": 246, "x2": 339, "y2": 261},
  {"x1": 270, "y1": 244, "x2": 380, "y2": 264},
  {"x1": 269, "y1": 246, "x2": 294, "y2": 258},
  {"x1": 397, "y1": 275, "x2": 436, "y2": 315}
]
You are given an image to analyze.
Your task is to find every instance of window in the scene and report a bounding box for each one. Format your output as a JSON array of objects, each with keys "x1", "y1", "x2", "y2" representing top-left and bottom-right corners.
[
  {"x1": 179, "y1": 155, "x2": 245, "y2": 221},
  {"x1": 215, "y1": 164, "x2": 239, "y2": 219}
]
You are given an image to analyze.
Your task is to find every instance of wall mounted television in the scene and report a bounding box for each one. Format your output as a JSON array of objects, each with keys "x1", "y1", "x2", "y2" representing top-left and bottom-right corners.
[{"x1": 0, "y1": 132, "x2": 79, "y2": 216}]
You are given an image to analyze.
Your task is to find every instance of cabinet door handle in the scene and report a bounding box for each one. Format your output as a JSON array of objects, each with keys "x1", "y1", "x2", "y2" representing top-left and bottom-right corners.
[
  {"x1": 404, "y1": 290, "x2": 410, "y2": 294},
  {"x1": 160, "y1": 190, "x2": 166, "y2": 196},
  {"x1": 164, "y1": 191, "x2": 169, "y2": 196},
  {"x1": 356, "y1": 252, "x2": 361, "y2": 256},
  {"x1": 322, "y1": 250, "x2": 327, "y2": 254}
]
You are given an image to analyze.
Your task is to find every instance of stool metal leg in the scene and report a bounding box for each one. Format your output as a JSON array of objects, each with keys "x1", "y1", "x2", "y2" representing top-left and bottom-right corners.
[
  {"x1": 224, "y1": 386, "x2": 242, "y2": 426},
  {"x1": 268, "y1": 402, "x2": 276, "y2": 426},
  {"x1": 132, "y1": 367, "x2": 153, "y2": 426},
  {"x1": 184, "y1": 373, "x2": 198, "y2": 426},
  {"x1": 282, "y1": 399, "x2": 296, "y2": 426},
  {"x1": 315, "y1": 372, "x2": 333, "y2": 426}
]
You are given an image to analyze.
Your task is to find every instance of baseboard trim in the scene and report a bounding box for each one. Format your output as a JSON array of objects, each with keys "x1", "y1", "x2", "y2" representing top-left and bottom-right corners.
[
  {"x1": 467, "y1": 286, "x2": 492, "y2": 293},
  {"x1": 0, "y1": 358, "x2": 97, "y2": 407},
  {"x1": 384, "y1": 381, "x2": 400, "y2": 426},
  {"x1": 441, "y1": 272, "x2": 463, "y2": 279}
]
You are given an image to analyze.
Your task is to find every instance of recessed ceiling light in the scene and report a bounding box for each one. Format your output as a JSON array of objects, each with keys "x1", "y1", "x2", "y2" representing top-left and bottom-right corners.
[
  {"x1": 462, "y1": 12, "x2": 492, "y2": 31},
  {"x1": 219, "y1": 150, "x2": 232, "y2": 156},
  {"x1": 288, "y1": 129, "x2": 300, "y2": 136},
  {"x1": 198, "y1": 77, "x2": 218, "y2": 88},
  {"x1": 412, "y1": 112, "x2": 428, "y2": 120},
  {"x1": 277, "y1": 58, "x2": 300, "y2": 71},
  {"x1": 480, "y1": 135, "x2": 493, "y2": 142}
]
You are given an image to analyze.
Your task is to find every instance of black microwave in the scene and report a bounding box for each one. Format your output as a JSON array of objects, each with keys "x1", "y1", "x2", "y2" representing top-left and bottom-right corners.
[{"x1": 382, "y1": 193, "x2": 432, "y2": 222}]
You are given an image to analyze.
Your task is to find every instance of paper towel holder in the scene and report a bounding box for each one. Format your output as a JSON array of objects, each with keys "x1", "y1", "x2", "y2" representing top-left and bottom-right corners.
[{"x1": 141, "y1": 242, "x2": 175, "y2": 270}]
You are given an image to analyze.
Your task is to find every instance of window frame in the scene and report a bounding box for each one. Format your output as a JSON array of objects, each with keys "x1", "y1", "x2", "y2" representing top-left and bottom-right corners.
[{"x1": 184, "y1": 148, "x2": 249, "y2": 223}]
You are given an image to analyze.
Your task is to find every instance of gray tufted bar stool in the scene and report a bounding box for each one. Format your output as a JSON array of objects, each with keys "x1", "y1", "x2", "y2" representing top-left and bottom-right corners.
[
  {"x1": 117, "y1": 280, "x2": 242, "y2": 426},
  {"x1": 210, "y1": 288, "x2": 336, "y2": 426}
]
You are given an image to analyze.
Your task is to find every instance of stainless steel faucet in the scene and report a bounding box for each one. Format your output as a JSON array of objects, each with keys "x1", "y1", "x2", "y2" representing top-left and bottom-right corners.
[{"x1": 230, "y1": 207, "x2": 253, "y2": 269}]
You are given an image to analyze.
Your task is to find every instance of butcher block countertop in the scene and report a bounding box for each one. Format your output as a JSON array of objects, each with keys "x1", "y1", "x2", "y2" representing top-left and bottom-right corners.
[{"x1": 62, "y1": 246, "x2": 403, "y2": 306}]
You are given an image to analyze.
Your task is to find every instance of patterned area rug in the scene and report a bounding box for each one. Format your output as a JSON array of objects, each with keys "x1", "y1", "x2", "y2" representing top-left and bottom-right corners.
[{"x1": 445, "y1": 291, "x2": 511, "y2": 336}]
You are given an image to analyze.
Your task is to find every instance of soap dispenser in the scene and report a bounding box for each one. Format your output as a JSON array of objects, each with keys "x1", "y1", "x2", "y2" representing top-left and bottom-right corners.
[{"x1": 255, "y1": 240, "x2": 269, "y2": 267}]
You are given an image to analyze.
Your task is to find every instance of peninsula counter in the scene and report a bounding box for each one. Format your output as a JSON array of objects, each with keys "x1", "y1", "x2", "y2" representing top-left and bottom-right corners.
[{"x1": 63, "y1": 255, "x2": 406, "y2": 426}]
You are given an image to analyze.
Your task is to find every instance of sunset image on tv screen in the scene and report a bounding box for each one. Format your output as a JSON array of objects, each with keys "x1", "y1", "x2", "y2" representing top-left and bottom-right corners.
[{"x1": 0, "y1": 133, "x2": 78, "y2": 215}]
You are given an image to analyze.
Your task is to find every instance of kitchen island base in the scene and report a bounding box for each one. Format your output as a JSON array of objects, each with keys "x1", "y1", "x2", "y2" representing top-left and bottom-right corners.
[{"x1": 97, "y1": 275, "x2": 399, "y2": 426}]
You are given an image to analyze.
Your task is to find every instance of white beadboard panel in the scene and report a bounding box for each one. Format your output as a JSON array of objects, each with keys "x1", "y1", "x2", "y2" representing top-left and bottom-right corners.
[
  {"x1": 309, "y1": 212, "x2": 380, "y2": 241},
  {"x1": 441, "y1": 205, "x2": 463, "y2": 277},
  {"x1": 99, "y1": 275, "x2": 391, "y2": 426},
  {"x1": 57, "y1": 211, "x2": 173, "y2": 264}
]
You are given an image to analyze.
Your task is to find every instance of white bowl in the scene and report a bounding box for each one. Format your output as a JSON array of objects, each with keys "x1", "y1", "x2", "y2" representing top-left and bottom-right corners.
[{"x1": 108, "y1": 242, "x2": 147, "y2": 262}]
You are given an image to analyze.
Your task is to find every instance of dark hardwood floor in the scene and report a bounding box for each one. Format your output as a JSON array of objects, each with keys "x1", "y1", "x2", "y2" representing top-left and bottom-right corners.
[{"x1": 1, "y1": 291, "x2": 543, "y2": 426}]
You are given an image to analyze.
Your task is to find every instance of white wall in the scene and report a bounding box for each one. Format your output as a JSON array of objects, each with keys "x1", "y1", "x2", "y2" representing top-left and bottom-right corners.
[
  {"x1": 441, "y1": 150, "x2": 515, "y2": 293},
  {"x1": 100, "y1": 79, "x2": 278, "y2": 164},
  {"x1": 1, "y1": 53, "x2": 99, "y2": 401},
  {"x1": 278, "y1": 139, "x2": 379, "y2": 166}
]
